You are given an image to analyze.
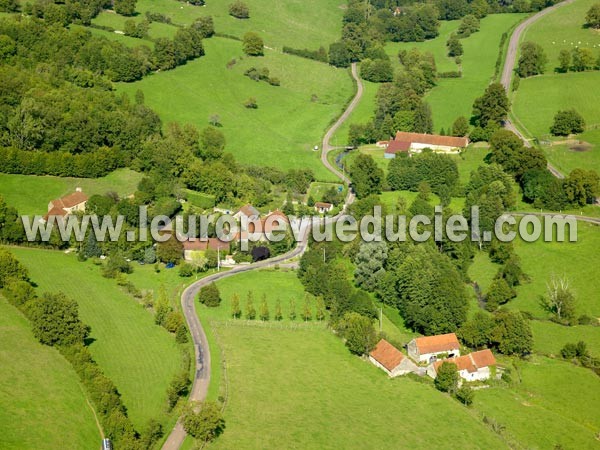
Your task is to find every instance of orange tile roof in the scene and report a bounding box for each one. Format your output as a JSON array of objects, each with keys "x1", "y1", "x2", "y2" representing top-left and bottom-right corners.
[
  {"x1": 43, "y1": 206, "x2": 67, "y2": 221},
  {"x1": 182, "y1": 238, "x2": 229, "y2": 252},
  {"x1": 434, "y1": 350, "x2": 496, "y2": 374},
  {"x1": 471, "y1": 349, "x2": 496, "y2": 368},
  {"x1": 385, "y1": 140, "x2": 411, "y2": 153},
  {"x1": 237, "y1": 204, "x2": 259, "y2": 217},
  {"x1": 51, "y1": 191, "x2": 88, "y2": 209},
  {"x1": 370, "y1": 339, "x2": 405, "y2": 371},
  {"x1": 394, "y1": 131, "x2": 468, "y2": 148},
  {"x1": 314, "y1": 202, "x2": 332, "y2": 208},
  {"x1": 415, "y1": 333, "x2": 460, "y2": 354}
]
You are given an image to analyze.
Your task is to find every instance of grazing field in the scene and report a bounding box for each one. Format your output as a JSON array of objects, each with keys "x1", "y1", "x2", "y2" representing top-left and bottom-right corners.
[
  {"x1": 512, "y1": 72, "x2": 600, "y2": 172},
  {"x1": 0, "y1": 169, "x2": 142, "y2": 216},
  {"x1": 202, "y1": 325, "x2": 504, "y2": 449},
  {"x1": 10, "y1": 248, "x2": 181, "y2": 430},
  {"x1": 212, "y1": 269, "x2": 315, "y2": 323},
  {"x1": 201, "y1": 0, "x2": 344, "y2": 49},
  {"x1": 0, "y1": 299, "x2": 100, "y2": 450},
  {"x1": 388, "y1": 14, "x2": 526, "y2": 133},
  {"x1": 330, "y1": 79, "x2": 378, "y2": 145},
  {"x1": 118, "y1": 37, "x2": 353, "y2": 181},
  {"x1": 531, "y1": 320, "x2": 600, "y2": 355},
  {"x1": 474, "y1": 356, "x2": 600, "y2": 449},
  {"x1": 512, "y1": 0, "x2": 600, "y2": 172},
  {"x1": 510, "y1": 222, "x2": 600, "y2": 318}
]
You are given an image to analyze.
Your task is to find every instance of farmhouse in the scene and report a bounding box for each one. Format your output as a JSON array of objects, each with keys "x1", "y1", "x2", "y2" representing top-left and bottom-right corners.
[
  {"x1": 246, "y1": 210, "x2": 289, "y2": 242},
  {"x1": 384, "y1": 131, "x2": 469, "y2": 158},
  {"x1": 234, "y1": 204, "x2": 260, "y2": 221},
  {"x1": 369, "y1": 339, "x2": 417, "y2": 377},
  {"x1": 182, "y1": 237, "x2": 229, "y2": 261},
  {"x1": 407, "y1": 333, "x2": 460, "y2": 363},
  {"x1": 314, "y1": 202, "x2": 333, "y2": 213},
  {"x1": 428, "y1": 349, "x2": 497, "y2": 382},
  {"x1": 43, "y1": 189, "x2": 88, "y2": 222}
]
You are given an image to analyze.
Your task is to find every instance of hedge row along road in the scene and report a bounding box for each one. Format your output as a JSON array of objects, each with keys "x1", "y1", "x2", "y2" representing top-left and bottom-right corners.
[{"x1": 160, "y1": 63, "x2": 362, "y2": 450}]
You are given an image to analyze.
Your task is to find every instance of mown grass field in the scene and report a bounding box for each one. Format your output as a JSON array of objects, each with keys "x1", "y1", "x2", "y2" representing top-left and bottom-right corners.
[
  {"x1": 201, "y1": 322, "x2": 505, "y2": 449},
  {"x1": 0, "y1": 298, "x2": 100, "y2": 449},
  {"x1": 512, "y1": 72, "x2": 600, "y2": 172},
  {"x1": 513, "y1": 0, "x2": 600, "y2": 172},
  {"x1": 0, "y1": 169, "x2": 142, "y2": 216},
  {"x1": 118, "y1": 37, "x2": 353, "y2": 181},
  {"x1": 474, "y1": 356, "x2": 600, "y2": 449},
  {"x1": 10, "y1": 248, "x2": 181, "y2": 430},
  {"x1": 388, "y1": 14, "x2": 526, "y2": 133}
]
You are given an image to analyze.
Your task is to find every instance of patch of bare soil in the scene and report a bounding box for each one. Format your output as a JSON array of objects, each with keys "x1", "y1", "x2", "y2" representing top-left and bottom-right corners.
[{"x1": 569, "y1": 141, "x2": 593, "y2": 152}]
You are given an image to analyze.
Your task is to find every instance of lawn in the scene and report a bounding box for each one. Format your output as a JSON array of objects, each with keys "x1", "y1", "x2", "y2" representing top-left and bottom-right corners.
[
  {"x1": 202, "y1": 325, "x2": 505, "y2": 449},
  {"x1": 308, "y1": 181, "x2": 346, "y2": 203},
  {"x1": 531, "y1": 320, "x2": 600, "y2": 355},
  {"x1": 118, "y1": 37, "x2": 354, "y2": 181},
  {"x1": 474, "y1": 356, "x2": 600, "y2": 449},
  {"x1": 388, "y1": 14, "x2": 526, "y2": 133},
  {"x1": 0, "y1": 169, "x2": 142, "y2": 216},
  {"x1": 92, "y1": 10, "x2": 180, "y2": 40},
  {"x1": 0, "y1": 298, "x2": 100, "y2": 449},
  {"x1": 10, "y1": 248, "x2": 181, "y2": 430},
  {"x1": 330, "y1": 79, "x2": 378, "y2": 145}
]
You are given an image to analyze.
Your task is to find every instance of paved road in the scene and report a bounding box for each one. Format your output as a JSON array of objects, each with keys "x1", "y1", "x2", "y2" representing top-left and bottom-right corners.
[
  {"x1": 161, "y1": 63, "x2": 363, "y2": 450},
  {"x1": 500, "y1": 0, "x2": 574, "y2": 178}
]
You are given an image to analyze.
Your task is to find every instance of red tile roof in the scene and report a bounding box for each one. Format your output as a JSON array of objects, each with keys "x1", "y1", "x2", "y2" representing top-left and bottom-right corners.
[
  {"x1": 394, "y1": 131, "x2": 468, "y2": 148},
  {"x1": 433, "y1": 349, "x2": 496, "y2": 374},
  {"x1": 385, "y1": 140, "x2": 411, "y2": 154},
  {"x1": 415, "y1": 333, "x2": 460, "y2": 354},
  {"x1": 237, "y1": 204, "x2": 259, "y2": 218},
  {"x1": 50, "y1": 191, "x2": 89, "y2": 209},
  {"x1": 470, "y1": 349, "x2": 496, "y2": 368},
  {"x1": 370, "y1": 339, "x2": 405, "y2": 371},
  {"x1": 182, "y1": 238, "x2": 229, "y2": 252},
  {"x1": 314, "y1": 202, "x2": 332, "y2": 208}
]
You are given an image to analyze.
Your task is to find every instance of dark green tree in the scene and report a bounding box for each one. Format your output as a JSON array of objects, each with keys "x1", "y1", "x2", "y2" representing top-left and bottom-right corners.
[
  {"x1": 349, "y1": 154, "x2": 384, "y2": 198},
  {"x1": 182, "y1": 401, "x2": 225, "y2": 441},
  {"x1": 198, "y1": 283, "x2": 221, "y2": 307},
  {"x1": 451, "y1": 116, "x2": 469, "y2": 137},
  {"x1": 472, "y1": 83, "x2": 510, "y2": 128},
  {"x1": 434, "y1": 361, "x2": 458, "y2": 393},
  {"x1": 337, "y1": 312, "x2": 377, "y2": 355},
  {"x1": 517, "y1": 41, "x2": 547, "y2": 77}
]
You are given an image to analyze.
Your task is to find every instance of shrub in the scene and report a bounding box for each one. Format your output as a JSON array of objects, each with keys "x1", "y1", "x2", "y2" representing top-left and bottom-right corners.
[
  {"x1": 198, "y1": 283, "x2": 221, "y2": 307},
  {"x1": 178, "y1": 263, "x2": 195, "y2": 277},
  {"x1": 455, "y1": 385, "x2": 474, "y2": 406},
  {"x1": 242, "y1": 32, "x2": 263, "y2": 56},
  {"x1": 244, "y1": 97, "x2": 258, "y2": 109},
  {"x1": 434, "y1": 362, "x2": 459, "y2": 393},
  {"x1": 229, "y1": 0, "x2": 249, "y2": 19},
  {"x1": 182, "y1": 401, "x2": 225, "y2": 441}
]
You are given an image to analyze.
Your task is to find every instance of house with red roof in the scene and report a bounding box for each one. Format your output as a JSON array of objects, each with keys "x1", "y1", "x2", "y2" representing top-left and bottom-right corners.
[
  {"x1": 182, "y1": 237, "x2": 230, "y2": 261},
  {"x1": 314, "y1": 202, "x2": 333, "y2": 214},
  {"x1": 407, "y1": 333, "x2": 461, "y2": 363},
  {"x1": 427, "y1": 349, "x2": 497, "y2": 382},
  {"x1": 369, "y1": 339, "x2": 417, "y2": 377},
  {"x1": 42, "y1": 188, "x2": 88, "y2": 222},
  {"x1": 384, "y1": 131, "x2": 469, "y2": 158}
]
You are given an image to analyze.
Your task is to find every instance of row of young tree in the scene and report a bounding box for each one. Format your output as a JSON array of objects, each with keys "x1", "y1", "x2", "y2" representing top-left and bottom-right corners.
[{"x1": 517, "y1": 40, "x2": 600, "y2": 79}]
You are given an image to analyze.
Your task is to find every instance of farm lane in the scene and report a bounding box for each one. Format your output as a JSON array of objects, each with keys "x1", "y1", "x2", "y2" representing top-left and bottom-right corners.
[{"x1": 161, "y1": 62, "x2": 364, "y2": 450}]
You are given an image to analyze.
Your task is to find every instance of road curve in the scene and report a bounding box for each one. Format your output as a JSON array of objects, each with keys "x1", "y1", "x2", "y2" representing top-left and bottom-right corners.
[
  {"x1": 501, "y1": 0, "x2": 574, "y2": 177},
  {"x1": 161, "y1": 62, "x2": 364, "y2": 450}
]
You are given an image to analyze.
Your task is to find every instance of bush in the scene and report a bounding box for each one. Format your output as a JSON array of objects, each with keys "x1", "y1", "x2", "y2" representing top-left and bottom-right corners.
[
  {"x1": 434, "y1": 361, "x2": 459, "y2": 393},
  {"x1": 244, "y1": 97, "x2": 258, "y2": 109},
  {"x1": 438, "y1": 71, "x2": 462, "y2": 78},
  {"x1": 282, "y1": 46, "x2": 328, "y2": 63},
  {"x1": 178, "y1": 263, "x2": 195, "y2": 277},
  {"x1": 198, "y1": 282, "x2": 221, "y2": 307},
  {"x1": 550, "y1": 109, "x2": 585, "y2": 136},
  {"x1": 229, "y1": 0, "x2": 249, "y2": 18},
  {"x1": 455, "y1": 385, "x2": 474, "y2": 406},
  {"x1": 242, "y1": 32, "x2": 263, "y2": 56},
  {"x1": 182, "y1": 401, "x2": 225, "y2": 441}
]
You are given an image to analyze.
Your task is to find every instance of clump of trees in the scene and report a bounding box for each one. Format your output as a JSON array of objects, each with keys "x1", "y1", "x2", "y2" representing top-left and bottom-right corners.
[
  {"x1": 550, "y1": 109, "x2": 585, "y2": 135},
  {"x1": 229, "y1": 0, "x2": 249, "y2": 19},
  {"x1": 585, "y1": 3, "x2": 600, "y2": 29},
  {"x1": 447, "y1": 34, "x2": 463, "y2": 57},
  {"x1": 244, "y1": 67, "x2": 280, "y2": 85},
  {"x1": 470, "y1": 82, "x2": 510, "y2": 140},
  {"x1": 540, "y1": 275, "x2": 577, "y2": 324},
  {"x1": 242, "y1": 32, "x2": 264, "y2": 56},
  {"x1": 560, "y1": 341, "x2": 599, "y2": 375},
  {"x1": 114, "y1": 0, "x2": 137, "y2": 16},
  {"x1": 349, "y1": 154, "x2": 384, "y2": 198},
  {"x1": 360, "y1": 57, "x2": 394, "y2": 82},
  {"x1": 183, "y1": 401, "x2": 226, "y2": 442},
  {"x1": 459, "y1": 310, "x2": 533, "y2": 356},
  {"x1": 517, "y1": 41, "x2": 547, "y2": 77}
]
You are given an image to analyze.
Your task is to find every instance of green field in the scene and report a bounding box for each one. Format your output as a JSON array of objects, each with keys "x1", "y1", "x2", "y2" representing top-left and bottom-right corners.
[
  {"x1": 10, "y1": 248, "x2": 181, "y2": 430},
  {"x1": 0, "y1": 169, "x2": 142, "y2": 216},
  {"x1": 197, "y1": 294, "x2": 505, "y2": 449},
  {"x1": 512, "y1": 0, "x2": 600, "y2": 173},
  {"x1": 389, "y1": 14, "x2": 526, "y2": 133},
  {"x1": 513, "y1": 72, "x2": 600, "y2": 173},
  {"x1": 474, "y1": 356, "x2": 600, "y2": 449},
  {"x1": 0, "y1": 298, "x2": 100, "y2": 449},
  {"x1": 118, "y1": 37, "x2": 353, "y2": 181},
  {"x1": 331, "y1": 79, "x2": 378, "y2": 145}
]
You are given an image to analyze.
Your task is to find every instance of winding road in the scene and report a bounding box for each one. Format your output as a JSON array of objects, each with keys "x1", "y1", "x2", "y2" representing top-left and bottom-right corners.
[
  {"x1": 500, "y1": 0, "x2": 575, "y2": 178},
  {"x1": 161, "y1": 63, "x2": 363, "y2": 450}
]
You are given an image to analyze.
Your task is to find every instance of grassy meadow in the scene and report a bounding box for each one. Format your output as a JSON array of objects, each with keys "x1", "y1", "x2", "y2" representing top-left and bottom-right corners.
[
  {"x1": 10, "y1": 248, "x2": 182, "y2": 430},
  {"x1": 512, "y1": 0, "x2": 600, "y2": 172},
  {"x1": 196, "y1": 270, "x2": 506, "y2": 450},
  {"x1": 0, "y1": 299, "x2": 100, "y2": 449},
  {"x1": 118, "y1": 37, "x2": 354, "y2": 181},
  {"x1": 388, "y1": 14, "x2": 526, "y2": 133},
  {"x1": 0, "y1": 169, "x2": 142, "y2": 216}
]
